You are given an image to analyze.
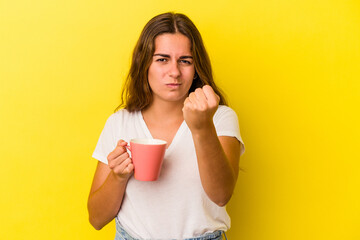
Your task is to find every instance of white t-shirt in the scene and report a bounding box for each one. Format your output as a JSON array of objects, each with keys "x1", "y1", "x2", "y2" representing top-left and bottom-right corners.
[{"x1": 92, "y1": 105, "x2": 245, "y2": 239}]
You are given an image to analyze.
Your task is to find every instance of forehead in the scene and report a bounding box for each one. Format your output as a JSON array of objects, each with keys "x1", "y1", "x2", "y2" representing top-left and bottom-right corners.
[{"x1": 154, "y1": 33, "x2": 192, "y2": 54}]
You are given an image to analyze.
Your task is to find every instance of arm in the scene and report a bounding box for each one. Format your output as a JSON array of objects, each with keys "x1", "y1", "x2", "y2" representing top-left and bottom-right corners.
[
  {"x1": 183, "y1": 86, "x2": 241, "y2": 206},
  {"x1": 192, "y1": 128, "x2": 241, "y2": 206},
  {"x1": 87, "y1": 140, "x2": 134, "y2": 230}
]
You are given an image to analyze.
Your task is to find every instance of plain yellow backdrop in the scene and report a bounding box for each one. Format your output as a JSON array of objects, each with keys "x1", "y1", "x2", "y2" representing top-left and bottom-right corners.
[{"x1": 1, "y1": 0, "x2": 359, "y2": 239}]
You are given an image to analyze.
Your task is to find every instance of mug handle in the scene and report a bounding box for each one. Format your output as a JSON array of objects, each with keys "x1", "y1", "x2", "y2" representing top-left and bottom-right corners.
[{"x1": 125, "y1": 145, "x2": 131, "y2": 151}]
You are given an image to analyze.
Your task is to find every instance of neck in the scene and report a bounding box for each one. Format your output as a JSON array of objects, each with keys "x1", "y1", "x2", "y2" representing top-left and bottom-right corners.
[{"x1": 142, "y1": 99, "x2": 184, "y2": 122}]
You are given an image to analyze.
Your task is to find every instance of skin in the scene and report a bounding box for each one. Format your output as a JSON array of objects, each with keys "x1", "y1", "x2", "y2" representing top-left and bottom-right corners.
[
  {"x1": 87, "y1": 33, "x2": 242, "y2": 230},
  {"x1": 183, "y1": 86, "x2": 241, "y2": 206}
]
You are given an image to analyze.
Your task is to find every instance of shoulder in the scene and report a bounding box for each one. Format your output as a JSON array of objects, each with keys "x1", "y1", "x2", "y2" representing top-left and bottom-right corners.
[
  {"x1": 106, "y1": 108, "x2": 139, "y2": 125},
  {"x1": 214, "y1": 105, "x2": 238, "y2": 122},
  {"x1": 113, "y1": 108, "x2": 139, "y2": 119},
  {"x1": 215, "y1": 105, "x2": 236, "y2": 114},
  {"x1": 213, "y1": 105, "x2": 244, "y2": 154}
]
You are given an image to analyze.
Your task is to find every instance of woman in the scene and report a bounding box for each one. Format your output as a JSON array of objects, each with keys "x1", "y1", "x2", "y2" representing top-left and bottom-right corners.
[{"x1": 88, "y1": 12, "x2": 245, "y2": 240}]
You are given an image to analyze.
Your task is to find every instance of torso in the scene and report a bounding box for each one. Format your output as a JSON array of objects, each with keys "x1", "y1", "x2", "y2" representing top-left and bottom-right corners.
[{"x1": 92, "y1": 106, "x2": 240, "y2": 238}]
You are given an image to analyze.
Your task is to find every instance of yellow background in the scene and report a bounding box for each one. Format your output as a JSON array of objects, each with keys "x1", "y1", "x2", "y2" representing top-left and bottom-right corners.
[{"x1": 1, "y1": 0, "x2": 359, "y2": 239}]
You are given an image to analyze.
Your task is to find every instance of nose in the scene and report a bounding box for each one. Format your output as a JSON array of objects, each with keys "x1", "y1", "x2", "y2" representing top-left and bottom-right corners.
[{"x1": 168, "y1": 61, "x2": 181, "y2": 78}]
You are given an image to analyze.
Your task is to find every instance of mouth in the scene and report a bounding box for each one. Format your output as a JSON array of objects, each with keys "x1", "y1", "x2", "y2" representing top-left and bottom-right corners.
[{"x1": 166, "y1": 83, "x2": 182, "y2": 88}]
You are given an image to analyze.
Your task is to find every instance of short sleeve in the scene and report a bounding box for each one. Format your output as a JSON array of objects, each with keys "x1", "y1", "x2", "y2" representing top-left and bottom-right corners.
[
  {"x1": 92, "y1": 114, "x2": 119, "y2": 164},
  {"x1": 213, "y1": 105, "x2": 245, "y2": 156}
]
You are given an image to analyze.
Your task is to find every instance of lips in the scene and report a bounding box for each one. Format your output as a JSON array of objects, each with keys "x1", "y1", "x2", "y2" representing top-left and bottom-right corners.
[{"x1": 166, "y1": 83, "x2": 182, "y2": 88}]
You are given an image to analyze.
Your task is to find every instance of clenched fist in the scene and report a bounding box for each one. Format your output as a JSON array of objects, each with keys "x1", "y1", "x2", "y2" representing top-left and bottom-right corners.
[{"x1": 182, "y1": 85, "x2": 220, "y2": 132}]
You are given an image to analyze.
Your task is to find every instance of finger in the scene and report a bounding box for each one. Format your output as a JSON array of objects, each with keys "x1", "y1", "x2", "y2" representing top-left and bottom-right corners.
[
  {"x1": 194, "y1": 88, "x2": 207, "y2": 103},
  {"x1": 107, "y1": 142, "x2": 128, "y2": 162},
  {"x1": 117, "y1": 140, "x2": 128, "y2": 147},
  {"x1": 112, "y1": 158, "x2": 134, "y2": 175},
  {"x1": 202, "y1": 85, "x2": 219, "y2": 106},
  {"x1": 108, "y1": 152, "x2": 130, "y2": 169},
  {"x1": 202, "y1": 85, "x2": 215, "y2": 99},
  {"x1": 123, "y1": 163, "x2": 134, "y2": 174},
  {"x1": 183, "y1": 97, "x2": 190, "y2": 105},
  {"x1": 182, "y1": 98, "x2": 193, "y2": 114},
  {"x1": 186, "y1": 92, "x2": 198, "y2": 108},
  {"x1": 190, "y1": 88, "x2": 208, "y2": 110},
  {"x1": 188, "y1": 92, "x2": 196, "y2": 102},
  {"x1": 189, "y1": 91, "x2": 205, "y2": 106},
  {"x1": 183, "y1": 97, "x2": 190, "y2": 107}
]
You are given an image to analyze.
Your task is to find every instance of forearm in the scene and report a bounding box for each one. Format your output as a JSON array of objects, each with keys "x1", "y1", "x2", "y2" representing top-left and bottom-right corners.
[
  {"x1": 87, "y1": 172, "x2": 129, "y2": 230},
  {"x1": 192, "y1": 125, "x2": 237, "y2": 206}
]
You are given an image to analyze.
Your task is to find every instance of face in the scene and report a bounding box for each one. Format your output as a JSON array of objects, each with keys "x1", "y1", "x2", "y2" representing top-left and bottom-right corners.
[{"x1": 147, "y1": 33, "x2": 195, "y2": 105}]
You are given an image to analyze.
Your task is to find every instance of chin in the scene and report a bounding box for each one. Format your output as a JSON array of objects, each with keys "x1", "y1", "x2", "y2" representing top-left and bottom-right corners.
[{"x1": 161, "y1": 95, "x2": 187, "y2": 103}]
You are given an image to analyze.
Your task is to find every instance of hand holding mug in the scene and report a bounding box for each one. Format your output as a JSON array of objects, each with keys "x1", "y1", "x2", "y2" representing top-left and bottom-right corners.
[
  {"x1": 107, "y1": 140, "x2": 134, "y2": 179},
  {"x1": 182, "y1": 85, "x2": 220, "y2": 132}
]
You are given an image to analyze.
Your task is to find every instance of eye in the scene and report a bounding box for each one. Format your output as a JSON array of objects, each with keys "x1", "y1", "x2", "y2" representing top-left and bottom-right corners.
[
  {"x1": 156, "y1": 58, "x2": 167, "y2": 62},
  {"x1": 179, "y1": 59, "x2": 192, "y2": 65}
]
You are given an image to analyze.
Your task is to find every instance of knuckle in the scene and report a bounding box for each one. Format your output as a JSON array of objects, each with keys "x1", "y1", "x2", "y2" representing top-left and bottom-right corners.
[
  {"x1": 199, "y1": 105, "x2": 207, "y2": 111},
  {"x1": 108, "y1": 161, "x2": 114, "y2": 169},
  {"x1": 113, "y1": 168, "x2": 121, "y2": 175},
  {"x1": 116, "y1": 147, "x2": 125, "y2": 155},
  {"x1": 183, "y1": 103, "x2": 190, "y2": 110},
  {"x1": 203, "y1": 85, "x2": 211, "y2": 91}
]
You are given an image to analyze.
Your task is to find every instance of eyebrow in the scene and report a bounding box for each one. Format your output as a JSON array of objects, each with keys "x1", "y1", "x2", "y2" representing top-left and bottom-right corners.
[{"x1": 153, "y1": 54, "x2": 193, "y2": 59}]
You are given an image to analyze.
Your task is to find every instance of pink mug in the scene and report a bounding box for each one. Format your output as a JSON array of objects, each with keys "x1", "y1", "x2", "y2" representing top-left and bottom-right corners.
[{"x1": 126, "y1": 138, "x2": 167, "y2": 181}]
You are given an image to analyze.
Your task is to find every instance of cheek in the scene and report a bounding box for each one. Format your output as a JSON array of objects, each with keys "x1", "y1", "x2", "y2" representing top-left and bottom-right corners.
[
  {"x1": 182, "y1": 67, "x2": 195, "y2": 80},
  {"x1": 148, "y1": 65, "x2": 164, "y2": 81},
  {"x1": 147, "y1": 66, "x2": 158, "y2": 85}
]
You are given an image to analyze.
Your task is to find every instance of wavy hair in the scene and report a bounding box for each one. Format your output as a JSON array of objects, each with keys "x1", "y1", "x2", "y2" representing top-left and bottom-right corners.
[{"x1": 116, "y1": 12, "x2": 227, "y2": 112}]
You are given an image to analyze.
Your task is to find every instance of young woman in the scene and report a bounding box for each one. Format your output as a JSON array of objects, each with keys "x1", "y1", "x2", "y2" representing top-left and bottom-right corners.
[{"x1": 88, "y1": 12, "x2": 245, "y2": 240}]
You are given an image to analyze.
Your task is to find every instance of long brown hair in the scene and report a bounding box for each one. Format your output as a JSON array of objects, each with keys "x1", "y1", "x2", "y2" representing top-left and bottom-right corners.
[{"x1": 116, "y1": 12, "x2": 227, "y2": 112}]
